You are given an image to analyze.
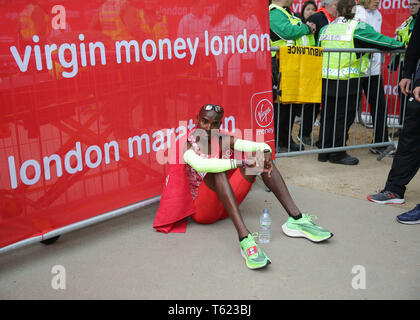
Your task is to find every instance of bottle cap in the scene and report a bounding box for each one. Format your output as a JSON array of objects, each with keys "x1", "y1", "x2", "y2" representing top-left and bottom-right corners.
[{"x1": 263, "y1": 209, "x2": 269, "y2": 214}]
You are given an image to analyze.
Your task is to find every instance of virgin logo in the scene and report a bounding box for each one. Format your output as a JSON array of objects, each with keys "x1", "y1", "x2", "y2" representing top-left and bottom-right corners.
[{"x1": 255, "y1": 99, "x2": 274, "y2": 128}]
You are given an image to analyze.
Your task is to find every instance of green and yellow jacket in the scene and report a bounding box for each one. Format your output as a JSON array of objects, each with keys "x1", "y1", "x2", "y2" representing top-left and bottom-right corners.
[
  {"x1": 318, "y1": 17, "x2": 404, "y2": 80},
  {"x1": 269, "y1": 4, "x2": 314, "y2": 57}
]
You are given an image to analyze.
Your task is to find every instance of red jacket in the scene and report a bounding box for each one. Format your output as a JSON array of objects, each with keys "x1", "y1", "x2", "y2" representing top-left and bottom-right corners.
[{"x1": 153, "y1": 133, "x2": 195, "y2": 233}]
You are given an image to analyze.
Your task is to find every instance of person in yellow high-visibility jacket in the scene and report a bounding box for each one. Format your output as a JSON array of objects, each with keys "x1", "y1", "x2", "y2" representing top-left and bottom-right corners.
[
  {"x1": 270, "y1": 0, "x2": 316, "y2": 152},
  {"x1": 317, "y1": 0, "x2": 404, "y2": 165}
]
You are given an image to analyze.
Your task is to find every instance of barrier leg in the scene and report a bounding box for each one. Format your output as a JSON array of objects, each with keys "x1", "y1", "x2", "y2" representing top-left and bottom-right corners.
[{"x1": 40, "y1": 236, "x2": 60, "y2": 245}]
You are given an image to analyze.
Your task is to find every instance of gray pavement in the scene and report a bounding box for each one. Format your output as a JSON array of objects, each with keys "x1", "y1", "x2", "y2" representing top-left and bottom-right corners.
[{"x1": 0, "y1": 178, "x2": 419, "y2": 300}]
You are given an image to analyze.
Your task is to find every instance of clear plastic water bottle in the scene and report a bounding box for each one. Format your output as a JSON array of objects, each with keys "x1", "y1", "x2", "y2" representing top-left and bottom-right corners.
[{"x1": 259, "y1": 209, "x2": 271, "y2": 244}]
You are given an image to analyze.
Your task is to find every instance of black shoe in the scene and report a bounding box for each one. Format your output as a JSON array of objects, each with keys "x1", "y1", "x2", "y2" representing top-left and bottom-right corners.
[
  {"x1": 290, "y1": 140, "x2": 304, "y2": 151},
  {"x1": 318, "y1": 153, "x2": 329, "y2": 162},
  {"x1": 329, "y1": 154, "x2": 359, "y2": 165},
  {"x1": 278, "y1": 140, "x2": 304, "y2": 152}
]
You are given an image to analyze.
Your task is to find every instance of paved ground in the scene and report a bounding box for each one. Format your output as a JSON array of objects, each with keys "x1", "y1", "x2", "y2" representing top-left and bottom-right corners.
[
  {"x1": 0, "y1": 175, "x2": 419, "y2": 300},
  {"x1": 278, "y1": 146, "x2": 420, "y2": 211}
]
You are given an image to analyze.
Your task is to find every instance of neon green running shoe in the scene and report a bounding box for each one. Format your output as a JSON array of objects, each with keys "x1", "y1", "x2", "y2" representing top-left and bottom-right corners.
[
  {"x1": 282, "y1": 214, "x2": 333, "y2": 242},
  {"x1": 240, "y1": 233, "x2": 271, "y2": 270}
]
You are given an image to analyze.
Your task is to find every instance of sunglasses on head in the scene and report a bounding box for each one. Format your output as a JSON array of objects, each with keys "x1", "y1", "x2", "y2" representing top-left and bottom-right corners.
[{"x1": 202, "y1": 104, "x2": 224, "y2": 113}]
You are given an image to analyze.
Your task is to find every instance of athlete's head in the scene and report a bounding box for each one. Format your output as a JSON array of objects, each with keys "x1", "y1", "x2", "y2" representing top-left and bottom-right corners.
[{"x1": 196, "y1": 104, "x2": 224, "y2": 135}]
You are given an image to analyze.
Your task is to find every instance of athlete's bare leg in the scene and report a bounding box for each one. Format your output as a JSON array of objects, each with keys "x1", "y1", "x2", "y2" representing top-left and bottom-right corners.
[{"x1": 203, "y1": 171, "x2": 250, "y2": 239}]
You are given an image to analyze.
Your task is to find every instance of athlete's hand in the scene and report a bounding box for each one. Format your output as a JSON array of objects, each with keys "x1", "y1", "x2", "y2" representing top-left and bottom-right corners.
[
  {"x1": 263, "y1": 152, "x2": 274, "y2": 178},
  {"x1": 242, "y1": 156, "x2": 264, "y2": 176},
  {"x1": 244, "y1": 157, "x2": 257, "y2": 168},
  {"x1": 243, "y1": 151, "x2": 274, "y2": 176}
]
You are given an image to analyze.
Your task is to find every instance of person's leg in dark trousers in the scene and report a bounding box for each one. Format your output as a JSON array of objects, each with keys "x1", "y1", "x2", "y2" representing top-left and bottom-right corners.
[
  {"x1": 318, "y1": 93, "x2": 358, "y2": 163},
  {"x1": 329, "y1": 94, "x2": 357, "y2": 161},
  {"x1": 362, "y1": 75, "x2": 389, "y2": 143},
  {"x1": 318, "y1": 79, "x2": 339, "y2": 159},
  {"x1": 278, "y1": 103, "x2": 298, "y2": 148},
  {"x1": 318, "y1": 94, "x2": 344, "y2": 159},
  {"x1": 301, "y1": 103, "x2": 320, "y2": 139},
  {"x1": 384, "y1": 97, "x2": 420, "y2": 197}
]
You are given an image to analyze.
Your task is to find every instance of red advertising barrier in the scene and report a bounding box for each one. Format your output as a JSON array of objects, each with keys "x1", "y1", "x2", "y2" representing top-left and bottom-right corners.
[
  {"x1": 0, "y1": 0, "x2": 275, "y2": 249},
  {"x1": 1, "y1": 0, "x2": 411, "y2": 251}
]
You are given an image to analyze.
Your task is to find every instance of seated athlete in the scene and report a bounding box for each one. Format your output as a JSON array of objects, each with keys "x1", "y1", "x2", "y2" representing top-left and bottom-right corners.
[{"x1": 154, "y1": 104, "x2": 333, "y2": 270}]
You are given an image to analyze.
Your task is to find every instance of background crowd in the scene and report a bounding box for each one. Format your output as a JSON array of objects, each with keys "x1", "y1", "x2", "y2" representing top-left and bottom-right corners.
[{"x1": 269, "y1": 0, "x2": 420, "y2": 222}]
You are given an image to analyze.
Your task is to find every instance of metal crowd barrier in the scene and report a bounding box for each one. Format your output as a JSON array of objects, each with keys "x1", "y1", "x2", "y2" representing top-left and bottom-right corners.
[{"x1": 271, "y1": 47, "x2": 408, "y2": 160}]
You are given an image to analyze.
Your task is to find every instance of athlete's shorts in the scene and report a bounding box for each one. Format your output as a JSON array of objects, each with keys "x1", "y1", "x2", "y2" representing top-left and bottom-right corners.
[{"x1": 192, "y1": 169, "x2": 254, "y2": 224}]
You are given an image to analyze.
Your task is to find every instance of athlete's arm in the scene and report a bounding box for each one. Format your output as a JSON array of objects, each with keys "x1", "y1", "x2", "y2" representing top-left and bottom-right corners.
[
  {"x1": 232, "y1": 138, "x2": 272, "y2": 153},
  {"x1": 183, "y1": 149, "x2": 236, "y2": 173}
]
